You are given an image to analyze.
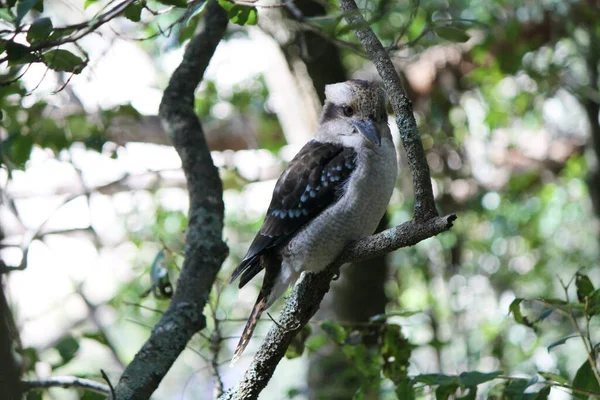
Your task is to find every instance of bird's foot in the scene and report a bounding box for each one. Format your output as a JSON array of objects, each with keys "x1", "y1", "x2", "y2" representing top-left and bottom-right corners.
[{"x1": 267, "y1": 312, "x2": 301, "y2": 333}]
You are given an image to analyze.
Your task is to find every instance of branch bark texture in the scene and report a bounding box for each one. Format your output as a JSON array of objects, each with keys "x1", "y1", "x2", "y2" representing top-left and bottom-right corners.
[
  {"x1": 222, "y1": 1, "x2": 451, "y2": 398},
  {"x1": 113, "y1": 1, "x2": 229, "y2": 398}
]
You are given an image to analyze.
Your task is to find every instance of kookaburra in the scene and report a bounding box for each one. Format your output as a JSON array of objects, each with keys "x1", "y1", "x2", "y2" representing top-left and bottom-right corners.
[{"x1": 230, "y1": 79, "x2": 398, "y2": 362}]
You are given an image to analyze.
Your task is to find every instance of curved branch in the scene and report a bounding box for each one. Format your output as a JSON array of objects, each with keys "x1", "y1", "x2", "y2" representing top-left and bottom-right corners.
[
  {"x1": 113, "y1": 1, "x2": 229, "y2": 398},
  {"x1": 21, "y1": 376, "x2": 110, "y2": 395},
  {"x1": 221, "y1": 215, "x2": 456, "y2": 399},
  {"x1": 340, "y1": 0, "x2": 437, "y2": 222},
  {"x1": 339, "y1": 215, "x2": 457, "y2": 264}
]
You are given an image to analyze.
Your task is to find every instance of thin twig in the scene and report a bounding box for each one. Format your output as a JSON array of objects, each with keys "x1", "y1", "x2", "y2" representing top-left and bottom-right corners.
[
  {"x1": 123, "y1": 301, "x2": 166, "y2": 314},
  {"x1": 559, "y1": 278, "x2": 600, "y2": 385},
  {"x1": 21, "y1": 376, "x2": 110, "y2": 395},
  {"x1": 209, "y1": 285, "x2": 224, "y2": 399},
  {"x1": 101, "y1": 369, "x2": 116, "y2": 398}
]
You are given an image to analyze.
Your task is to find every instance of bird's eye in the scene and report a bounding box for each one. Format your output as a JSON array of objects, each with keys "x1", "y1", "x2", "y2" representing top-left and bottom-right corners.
[{"x1": 342, "y1": 105, "x2": 354, "y2": 117}]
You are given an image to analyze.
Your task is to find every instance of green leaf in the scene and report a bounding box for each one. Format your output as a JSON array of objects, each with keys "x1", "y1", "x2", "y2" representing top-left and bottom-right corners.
[
  {"x1": 55, "y1": 335, "x2": 80, "y2": 364},
  {"x1": 576, "y1": 273, "x2": 595, "y2": 303},
  {"x1": 287, "y1": 388, "x2": 302, "y2": 399},
  {"x1": 26, "y1": 391, "x2": 43, "y2": 400},
  {"x1": 6, "y1": 41, "x2": 35, "y2": 65},
  {"x1": 547, "y1": 335, "x2": 578, "y2": 352},
  {"x1": 82, "y1": 332, "x2": 108, "y2": 346},
  {"x1": 217, "y1": 0, "x2": 257, "y2": 26},
  {"x1": 395, "y1": 379, "x2": 416, "y2": 400},
  {"x1": 487, "y1": 381, "x2": 507, "y2": 398},
  {"x1": 504, "y1": 379, "x2": 529, "y2": 396},
  {"x1": 320, "y1": 320, "x2": 346, "y2": 344},
  {"x1": 124, "y1": 0, "x2": 145, "y2": 22},
  {"x1": 509, "y1": 298, "x2": 534, "y2": 328},
  {"x1": 0, "y1": 8, "x2": 14, "y2": 22},
  {"x1": 436, "y1": 384, "x2": 459, "y2": 400},
  {"x1": 115, "y1": 103, "x2": 142, "y2": 119},
  {"x1": 81, "y1": 390, "x2": 106, "y2": 400},
  {"x1": 27, "y1": 17, "x2": 52, "y2": 43},
  {"x1": 15, "y1": 0, "x2": 40, "y2": 24},
  {"x1": 534, "y1": 386, "x2": 551, "y2": 399},
  {"x1": 6, "y1": 133, "x2": 34, "y2": 168},
  {"x1": 47, "y1": 27, "x2": 76, "y2": 42},
  {"x1": 42, "y1": 49, "x2": 86, "y2": 74},
  {"x1": 414, "y1": 374, "x2": 459, "y2": 386},
  {"x1": 459, "y1": 371, "x2": 503, "y2": 386},
  {"x1": 157, "y1": 0, "x2": 187, "y2": 7},
  {"x1": 589, "y1": 289, "x2": 600, "y2": 316},
  {"x1": 305, "y1": 333, "x2": 327, "y2": 351},
  {"x1": 572, "y1": 360, "x2": 600, "y2": 399},
  {"x1": 32, "y1": 0, "x2": 42, "y2": 12},
  {"x1": 83, "y1": 0, "x2": 99, "y2": 9},
  {"x1": 434, "y1": 26, "x2": 470, "y2": 42},
  {"x1": 458, "y1": 387, "x2": 477, "y2": 400},
  {"x1": 67, "y1": 114, "x2": 90, "y2": 139},
  {"x1": 380, "y1": 324, "x2": 413, "y2": 384},
  {"x1": 353, "y1": 388, "x2": 364, "y2": 400},
  {"x1": 539, "y1": 372, "x2": 569, "y2": 385},
  {"x1": 285, "y1": 325, "x2": 311, "y2": 359}
]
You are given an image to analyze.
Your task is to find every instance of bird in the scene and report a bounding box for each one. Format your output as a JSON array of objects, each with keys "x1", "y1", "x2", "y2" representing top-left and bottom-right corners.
[{"x1": 230, "y1": 79, "x2": 398, "y2": 363}]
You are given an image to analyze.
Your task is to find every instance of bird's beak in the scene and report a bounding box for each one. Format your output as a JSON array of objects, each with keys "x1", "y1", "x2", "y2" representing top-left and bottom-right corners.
[{"x1": 351, "y1": 119, "x2": 381, "y2": 146}]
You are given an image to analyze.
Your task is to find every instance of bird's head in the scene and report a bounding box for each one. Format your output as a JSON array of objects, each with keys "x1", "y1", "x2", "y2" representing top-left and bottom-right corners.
[{"x1": 316, "y1": 79, "x2": 389, "y2": 149}]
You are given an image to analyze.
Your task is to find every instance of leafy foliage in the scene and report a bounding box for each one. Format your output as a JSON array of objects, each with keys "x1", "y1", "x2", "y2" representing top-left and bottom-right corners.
[
  {"x1": 3, "y1": 0, "x2": 600, "y2": 398},
  {"x1": 217, "y1": 0, "x2": 257, "y2": 26}
]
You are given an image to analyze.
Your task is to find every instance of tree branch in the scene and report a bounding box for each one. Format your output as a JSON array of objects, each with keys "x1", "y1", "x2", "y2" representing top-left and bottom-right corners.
[
  {"x1": 222, "y1": 1, "x2": 450, "y2": 398},
  {"x1": 21, "y1": 376, "x2": 110, "y2": 395},
  {"x1": 221, "y1": 215, "x2": 455, "y2": 399},
  {"x1": 113, "y1": 1, "x2": 229, "y2": 398},
  {"x1": 340, "y1": 0, "x2": 437, "y2": 222}
]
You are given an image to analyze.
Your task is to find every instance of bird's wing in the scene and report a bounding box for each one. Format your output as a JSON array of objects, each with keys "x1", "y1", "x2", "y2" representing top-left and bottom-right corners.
[{"x1": 231, "y1": 140, "x2": 357, "y2": 287}]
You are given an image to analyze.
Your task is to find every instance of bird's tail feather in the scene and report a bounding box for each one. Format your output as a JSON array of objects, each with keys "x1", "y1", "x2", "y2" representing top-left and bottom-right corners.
[
  {"x1": 230, "y1": 256, "x2": 256, "y2": 284},
  {"x1": 231, "y1": 291, "x2": 268, "y2": 366}
]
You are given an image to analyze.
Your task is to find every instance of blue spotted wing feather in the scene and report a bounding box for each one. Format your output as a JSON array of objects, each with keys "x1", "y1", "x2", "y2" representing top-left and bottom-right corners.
[{"x1": 231, "y1": 140, "x2": 356, "y2": 287}]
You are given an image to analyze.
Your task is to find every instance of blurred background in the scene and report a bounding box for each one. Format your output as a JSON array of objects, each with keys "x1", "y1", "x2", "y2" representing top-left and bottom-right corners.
[{"x1": 1, "y1": 0, "x2": 600, "y2": 398}]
